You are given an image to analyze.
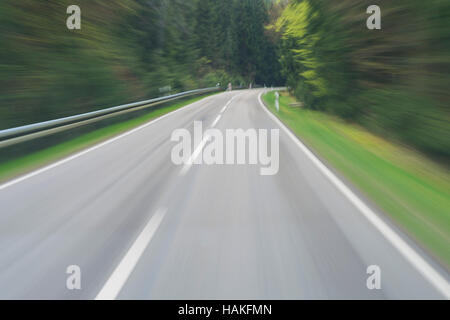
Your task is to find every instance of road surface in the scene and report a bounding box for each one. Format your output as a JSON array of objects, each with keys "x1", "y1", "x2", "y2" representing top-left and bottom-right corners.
[{"x1": 0, "y1": 89, "x2": 448, "y2": 299}]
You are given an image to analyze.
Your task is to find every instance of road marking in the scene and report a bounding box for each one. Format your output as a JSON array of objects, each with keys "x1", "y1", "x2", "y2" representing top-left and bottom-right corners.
[
  {"x1": 221, "y1": 94, "x2": 238, "y2": 113},
  {"x1": 211, "y1": 114, "x2": 221, "y2": 128},
  {"x1": 178, "y1": 94, "x2": 237, "y2": 176},
  {"x1": 258, "y1": 92, "x2": 450, "y2": 299},
  {"x1": 95, "y1": 207, "x2": 167, "y2": 300},
  {"x1": 0, "y1": 94, "x2": 221, "y2": 191},
  {"x1": 179, "y1": 134, "x2": 210, "y2": 176}
]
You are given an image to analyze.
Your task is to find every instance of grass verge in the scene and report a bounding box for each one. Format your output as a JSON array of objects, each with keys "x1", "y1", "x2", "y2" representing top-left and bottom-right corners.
[
  {"x1": 263, "y1": 90, "x2": 450, "y2": 268},
  {"x1": 0, "y1": 93, "x2": 217, "y2": 183}
]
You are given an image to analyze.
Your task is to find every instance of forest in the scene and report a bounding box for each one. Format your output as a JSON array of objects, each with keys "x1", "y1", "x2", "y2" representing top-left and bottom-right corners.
[
  {"x1": 0, "y1": 0, "x2": 281, "y2": 129},
  {"x1": 271, "y1": 0, "x2": 450, "y2": 158},
  {"x1": 1, "y1": 0, "x2": 449, "y2": 159}
]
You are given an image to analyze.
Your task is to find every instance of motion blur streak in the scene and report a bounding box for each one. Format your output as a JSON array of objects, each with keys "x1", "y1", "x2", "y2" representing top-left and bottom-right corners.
[
  {"x1": 0, "y1": 0, "x2": 449, "y2": 300},
  {"x1": 258, "y1": 93, "x2": 450, "y2": 299},
  {"x1": 271, "y1": 0, "x2": 450, "y2": 158},
  {"x1": 0, "y1": 0, "x2": 281, "y2": 130},
  {"x1": 0, "y1": 90, "x2": 448, "y2": 299}
]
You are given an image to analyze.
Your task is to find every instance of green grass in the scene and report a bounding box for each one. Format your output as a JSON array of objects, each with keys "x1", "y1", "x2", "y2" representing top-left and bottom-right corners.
[
  {"x1": 0, "y1": 93, "x2": 217, "y2": 183},
  {"x1": 263, "y1": 91, "x2": 450, "y2": 268}
]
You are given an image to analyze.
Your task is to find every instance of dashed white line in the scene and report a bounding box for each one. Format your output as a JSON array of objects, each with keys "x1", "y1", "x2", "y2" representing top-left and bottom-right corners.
[
  {"x1": 211, "y1": 114, "x2": 221, "y2": 128},
  {"x1": 257, "y1": 91, "x2": 450, "y2": 299},
  {"x1": 178, "y1": 94, "x2": 238, "y2": 176},
  {"x1": 221, "y1": 94, "x2": 238, "y2": 113},
  {"x1": 179, "y1": 134, "x2": 210, "y2": 176},
  {"x1": 97, "y1": 94, "x2": 239, "y2": 297},
  {"x1": 95, "y1": 207, "x2": 167, "y2": 300},
  {"x1": 220, "y1": 105, "x2": 227, "y2": 113}
]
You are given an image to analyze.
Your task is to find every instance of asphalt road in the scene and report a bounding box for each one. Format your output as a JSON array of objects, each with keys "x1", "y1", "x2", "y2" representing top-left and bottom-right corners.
[{"x1": 0, "y1": 89, "x2": 448, "y2": 299}]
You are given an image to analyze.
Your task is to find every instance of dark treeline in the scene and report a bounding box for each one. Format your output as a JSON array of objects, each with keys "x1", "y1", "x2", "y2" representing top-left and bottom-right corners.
[
  {"x1": 271, "y1": 0, "x2": 450, "y2": 158},
  {"x1": 0, "y1": 0, "x2": 281, "y2": 129}
]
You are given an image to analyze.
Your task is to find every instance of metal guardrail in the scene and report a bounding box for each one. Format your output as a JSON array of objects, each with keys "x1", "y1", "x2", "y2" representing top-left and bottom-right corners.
[{"x1": 0, "y1": 86, "x2": 221, "y2": 148}]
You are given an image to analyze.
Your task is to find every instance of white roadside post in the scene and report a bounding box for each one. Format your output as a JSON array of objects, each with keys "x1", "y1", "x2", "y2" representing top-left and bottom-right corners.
[{"x1": 275, "y1": 91, "x2": 280, "y2": 112}]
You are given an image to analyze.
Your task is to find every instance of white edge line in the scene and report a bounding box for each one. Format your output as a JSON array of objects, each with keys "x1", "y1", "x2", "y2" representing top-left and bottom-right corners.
[
  {"x1": 257, "y1": 92, "x2": 450, "y2": 299},
  {"x1": 0, "y1": 94, "x2": 218, "y2": 191},
  {"x1": 95, "y1": 207, "x2": 167, "y2": 300}
]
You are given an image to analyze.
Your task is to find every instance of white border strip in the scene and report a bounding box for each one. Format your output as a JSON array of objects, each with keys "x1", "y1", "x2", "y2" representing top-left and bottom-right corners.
[{"x1": 258, "y1": 92, "x2": 450, "y2": 299}]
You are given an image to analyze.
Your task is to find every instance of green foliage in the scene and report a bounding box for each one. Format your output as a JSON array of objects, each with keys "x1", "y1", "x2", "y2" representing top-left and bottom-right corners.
[
  {"x1": 272, "y1": 0, "x2": 450, "y2": 158},
  {"x1": 263, "y1": 90, "x2": 450, "y2": 267},
  {"x1": 0, "y1": 93, "x2": 216, "y2": 183},
  {"x1": 194, "y1": 0, "x2": 283, "y2": 85},
  {"x1": 0, "y1": 0, "x2": 280, "y2": 129}
]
